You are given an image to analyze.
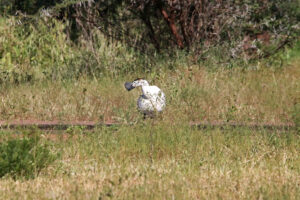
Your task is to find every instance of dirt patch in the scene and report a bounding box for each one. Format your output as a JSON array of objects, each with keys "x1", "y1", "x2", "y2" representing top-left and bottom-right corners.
[
  {"x1": 0, "y1": 120, "x2": 296, "y2": 131},
  {"x1": 0, "y1": 120, "x2": 117, "y2": 130}
]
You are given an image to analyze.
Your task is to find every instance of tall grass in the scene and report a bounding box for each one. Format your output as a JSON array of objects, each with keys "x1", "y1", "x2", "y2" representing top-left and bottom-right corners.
[
  {"x1": 0, "y1": 17, "x2": 153, "y2": 83},
  {"x1": 1, "y1": 58, "x2": 299, "y2": 125},
  {"x1": 1, "y1": 17, "x2": 299, "y2": 125}
]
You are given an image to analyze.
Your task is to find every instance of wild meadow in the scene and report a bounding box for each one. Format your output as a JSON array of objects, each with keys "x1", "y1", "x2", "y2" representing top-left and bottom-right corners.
[
  {"x1": 0, "y1": 125, "x2": 299, "y2": 199},
  {"x1": 1, "y1": 1, "x2": 300, "y2": 198}
]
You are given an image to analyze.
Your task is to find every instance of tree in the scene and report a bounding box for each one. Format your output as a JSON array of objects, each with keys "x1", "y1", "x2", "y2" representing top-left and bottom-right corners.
[{"x1": 3, "y1": 0, "x2": 299, "y2": 56}]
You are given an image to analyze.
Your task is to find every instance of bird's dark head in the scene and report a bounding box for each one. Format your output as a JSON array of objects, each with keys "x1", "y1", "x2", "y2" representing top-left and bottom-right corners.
[{"x1": 124, "y1": 78, "x2": 149, "y2": 91}]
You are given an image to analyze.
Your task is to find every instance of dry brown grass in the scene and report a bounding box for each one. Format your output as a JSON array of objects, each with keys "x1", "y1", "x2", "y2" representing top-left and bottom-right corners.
[
  {"x1": 0, "y1": 161, "x2": 298, "y2": 199},
  {"x1": 0, "y1": 126, "x2": 299, "y2": 199},
  {"x1": 1, "y1": 59, "x2": 299, "y2": 126}
]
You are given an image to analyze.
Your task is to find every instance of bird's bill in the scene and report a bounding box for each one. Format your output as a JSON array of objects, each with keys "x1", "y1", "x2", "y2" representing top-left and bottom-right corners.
[{"x1": 124, "y1": 82, "x2": 135, "y2": 91}]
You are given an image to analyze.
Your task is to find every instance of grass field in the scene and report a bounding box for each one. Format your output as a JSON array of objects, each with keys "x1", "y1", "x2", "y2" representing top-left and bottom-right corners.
[
  {"x1": 1, "y1": 58, "x2": 299, "y2": 125},
  {"x1": 0, "y1": 58, "x2": 299, "y2": 199},
  {"x1": 1, "y1": 17, "x2": 300, "y2": 198},
  {"x1": 0, "y1": 124, "x2": 299, "y2": 199}
]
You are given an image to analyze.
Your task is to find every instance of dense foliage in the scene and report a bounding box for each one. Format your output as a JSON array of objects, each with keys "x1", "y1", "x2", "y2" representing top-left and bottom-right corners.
[
  {"x1": 0, "y1": 0, "x2": 299, "y2": 82},
  {"x1": 2, "y1": 0, "x2": 299, "y2": 52}
]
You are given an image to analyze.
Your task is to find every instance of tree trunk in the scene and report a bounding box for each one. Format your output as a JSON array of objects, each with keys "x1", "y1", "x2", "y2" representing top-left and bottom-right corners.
[{"x1": 160, "y1": 8, "x2": 184, "y2": 49}]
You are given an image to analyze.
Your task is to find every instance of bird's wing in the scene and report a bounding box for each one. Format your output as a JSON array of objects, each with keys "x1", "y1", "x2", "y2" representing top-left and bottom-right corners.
[
  {"x1": 142, "y1": 86, "x2": 166, "y2": 105},
  {"x1": 142, "y1": 86, "x2": 161, "y2": 99}
]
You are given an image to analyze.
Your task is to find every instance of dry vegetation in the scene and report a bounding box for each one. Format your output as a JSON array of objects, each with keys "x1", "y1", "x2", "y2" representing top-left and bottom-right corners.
[
  {"x1": 0, "y1": 55, "x2": 299, "y2": 200},
  {"x1": 0, "y1": 4, "x2": 300, "y2": 198},
  {"x1": 1, "y1": 59, "x2": 299, "y2": 125},
  {"x1": 0, "y1": 125, "x2": 299, "y2": 199}
]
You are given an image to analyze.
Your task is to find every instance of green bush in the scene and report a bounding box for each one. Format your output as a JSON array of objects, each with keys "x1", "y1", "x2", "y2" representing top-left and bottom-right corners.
[
  {"x1": 0, "y1": 135, "x2": 57, "y2": 179},
  {"x1": 0, "y1": 17, "x2": 83, "y2": 83},
  {"x1": 0, "y1": 17, "x2": 157, "y2": 83}
]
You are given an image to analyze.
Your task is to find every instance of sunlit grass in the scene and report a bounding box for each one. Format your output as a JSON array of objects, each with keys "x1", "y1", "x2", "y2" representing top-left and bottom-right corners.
[
  {"x1": 0, "y1": 124, "x2": 299, "y2": 199},
  {"x1": 1, "y1": 59, "x2": 299, "y2": 125}
]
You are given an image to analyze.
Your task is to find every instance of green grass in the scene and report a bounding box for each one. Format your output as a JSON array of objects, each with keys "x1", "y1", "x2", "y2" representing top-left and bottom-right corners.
[{"x1": 0, "y1": 125, "x2": 299, "y2": 199}]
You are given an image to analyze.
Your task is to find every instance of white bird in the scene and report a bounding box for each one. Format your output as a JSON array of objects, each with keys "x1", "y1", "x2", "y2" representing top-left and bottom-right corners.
[{"x1": 124, "y1": 78, "x2": 166, "y2": 118}]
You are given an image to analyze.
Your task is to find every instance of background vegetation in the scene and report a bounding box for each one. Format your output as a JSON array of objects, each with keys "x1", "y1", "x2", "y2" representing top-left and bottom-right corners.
[
  {"x1": 0, "y1": 0, "x2": 299, "y2": 199},
  {"x1": 0, "y1": 0, "x2": 299, "y2": 83}
]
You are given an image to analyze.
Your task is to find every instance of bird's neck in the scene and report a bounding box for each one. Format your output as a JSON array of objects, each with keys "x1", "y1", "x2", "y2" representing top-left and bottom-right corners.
[{"x1": 141, "y1": 85, "x2": 149, "y2": 95}]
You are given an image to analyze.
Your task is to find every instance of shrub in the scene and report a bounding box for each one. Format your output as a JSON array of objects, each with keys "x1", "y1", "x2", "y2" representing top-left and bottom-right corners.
[
  {"x1": 0, "y1": 17, "x2": 84, "y2": 83},
  {"x1": 0, "y1": 135, "x2": 57, "y2": 179},
  {"x1": 0, "y1": 17, "x2": 156, "y2": 83}
]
